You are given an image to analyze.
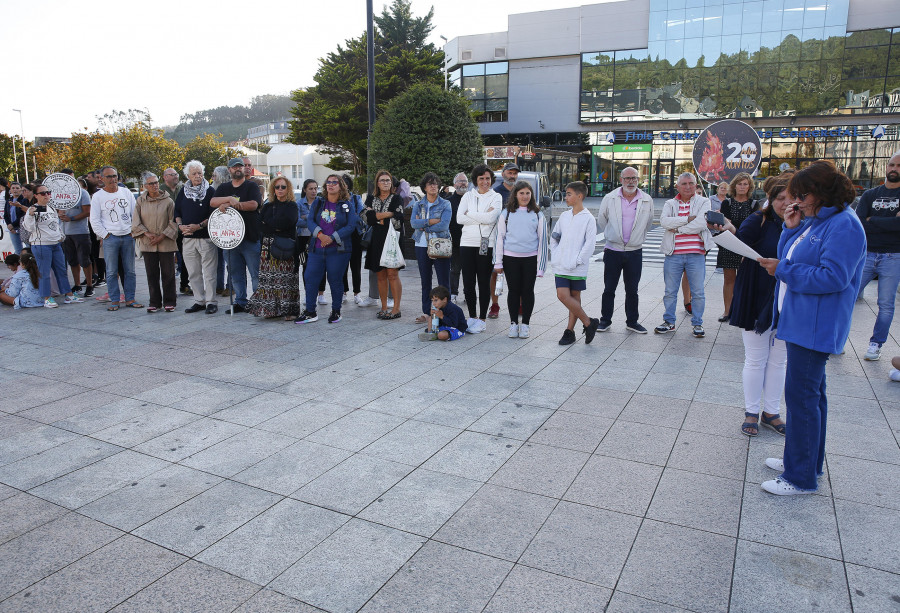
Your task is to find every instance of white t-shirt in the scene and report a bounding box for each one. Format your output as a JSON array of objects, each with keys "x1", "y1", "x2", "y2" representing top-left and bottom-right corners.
[
  {"x1": 90, "y1": 187, "x2": 136, "y2": 238},
  {"x1": 778, "y1": 227, "x2": 810, "y2": 313}
]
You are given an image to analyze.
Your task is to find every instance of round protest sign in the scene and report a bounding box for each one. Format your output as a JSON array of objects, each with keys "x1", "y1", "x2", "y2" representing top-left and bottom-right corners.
[
  {"x1": 693, "y1": 119, "x2": 762, "y2": 184},
  {"x1": 42, "y1": 173, "x2": 82, "y2": 211},
  {"x1": 208, "y1": 208, "x2": 245, "y2": 249}
]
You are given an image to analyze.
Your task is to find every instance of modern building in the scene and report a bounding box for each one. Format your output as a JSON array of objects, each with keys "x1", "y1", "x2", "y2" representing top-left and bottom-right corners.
[
  {"x1": 445, "y1": 0, "x2": 900, "y2": 196},
  {"x1": 247, "y1": 119, "x2": 291, "y2": 146},
  {"x1": 262, "y1": 143, "x2": 339, "y2": 187}
]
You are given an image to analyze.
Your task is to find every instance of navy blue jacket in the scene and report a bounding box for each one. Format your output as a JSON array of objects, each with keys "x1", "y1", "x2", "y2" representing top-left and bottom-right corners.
[
  {"x1": 439, "y1": 300, "x2": 468, "y2": 332},
  {"x1": 729, "y1": 210, "x2": 782, "y2": 332},
  {"x1": 308, "y1": 197, "x2": 358, "y2": 253}
]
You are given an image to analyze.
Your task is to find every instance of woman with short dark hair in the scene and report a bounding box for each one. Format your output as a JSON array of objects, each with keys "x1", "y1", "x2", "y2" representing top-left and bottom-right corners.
[
  {"x1": 757, "y1": 160, "x2": 866, "y2": 495},
  {"x1": 410, "y1": 172, "x2": 451, "y2": 323}
]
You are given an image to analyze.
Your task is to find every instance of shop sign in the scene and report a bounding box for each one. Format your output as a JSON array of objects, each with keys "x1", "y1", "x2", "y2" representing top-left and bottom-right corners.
[
  {"x1": 484, "y1": 146, "x2": 520, "y2": 159},
  {"x1": 693, "y1": 119, "x2": 762, "y2": 183}
]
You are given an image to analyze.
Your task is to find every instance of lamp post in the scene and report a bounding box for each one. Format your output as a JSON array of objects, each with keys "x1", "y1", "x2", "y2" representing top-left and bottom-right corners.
[
  {"x1": 366, "y1": 0, "x2": 376, "y2": 189},
  {"x1": 11, "y1": 133, "x2": 18, "y2": 182},
  {"x1": 12, "y1": 109, "x2": 28, "y2": 183},
  {"x1": 440, "y1": 35, "x2": 448, "y2": 91}
]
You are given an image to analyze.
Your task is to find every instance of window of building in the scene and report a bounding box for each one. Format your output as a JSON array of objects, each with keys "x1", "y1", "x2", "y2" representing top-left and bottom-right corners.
[{"x1": 459, "y1": 61, "x2": 508, "y2": 122}]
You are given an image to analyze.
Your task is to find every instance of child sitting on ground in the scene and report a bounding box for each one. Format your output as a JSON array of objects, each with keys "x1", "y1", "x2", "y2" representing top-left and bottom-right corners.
[
  {"x1": 1, "y1": 254, "x2": 21, "y2": 293},
  {"x1": 420, "y1": 285, "x2": 468, "y2": 341},
  {"x1": 550, "y1": 181, "x2": 601, "y2": 346},
  {"x1": 1, "y1": 253, "x2": 44, "y2": 309}
]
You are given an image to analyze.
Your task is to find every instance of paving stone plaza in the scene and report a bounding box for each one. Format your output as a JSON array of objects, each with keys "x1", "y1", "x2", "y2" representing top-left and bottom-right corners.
[{"x1": 1, "y1": 259, "x2": 899, "y2": 612}]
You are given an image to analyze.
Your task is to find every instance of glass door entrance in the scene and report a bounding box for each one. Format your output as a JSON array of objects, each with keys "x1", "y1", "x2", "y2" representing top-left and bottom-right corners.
[{"x1": 652, "y1": 159, "x2": 675, "y2": 199}]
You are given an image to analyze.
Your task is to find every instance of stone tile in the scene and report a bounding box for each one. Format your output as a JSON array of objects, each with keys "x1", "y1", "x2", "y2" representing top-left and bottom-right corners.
[
  {"x1": 408, "y1": 367, "x2": 484, "y2": 393},
  {"x1": 0, "y1": 424, "x2": 78, "y2": 466},
  {"x1": 435, "y1": 484, "x2": 556, "y2": 560},
  {"x1": 0, "y1": 492, "x2": 67, "y2": 545},
  {"x1": 533, "y1": 359, "x2": 599, "y2": 386},
  {"x1": 681, "y1": 400, "x2": 749, "y2": 440},
  {"x1": 3, "y1": 379, "x2": 89, "y2": 414},
  {"x1": 18, "y1": 390, "x2": 123, "y2": 425},
  {"x1": 0, "y1": 414, "x2": 43, "y2": 440},
  {"x1": 132, "y1": 417, "x2": 246, "y2": 462},
  {"x1": 605, "y1": 591, "x2": 692, "y2": 612},
  {"x1": 360, "y1": 541, "x2": 512, "y2": 613},
  {"x1": 414, "y1": 392, "x2": 498, "y2": 428},
  {"x1": 488, "y1": 354, "x2": 553, "y2": 378},
  {"x1": 836, "y1": 499, "x2": 900, "y2": 574},
  {"x1": 730, "y1": 540, "x2": 851, "y2": 613},
  {"x1": 133, "y1": 480, "x2": 280, "y2": 557},
  {"x1": 827, "y1": 420, "x2": 900, "y2": 465},
  {"x1": 617, "y1": 520, "x2": 735, "y2": 613},
  {"x1": 50, "y1": 397, "x2": 159, "y2": 436},
  {"x1": 28, "y1": 450, "x2": 170, "y2": 509},
  {"x1": 845, "y1": 563, "x2": 900, "y2": 613},
  {"x1": 483, "y1": 564, "x2": 613, "y2": 613},
  {"x1": 828, "y1": 454, "x2": 900, "y2": 511},
  {"x1": 694, "y1": 376, "x2": 745, "y2": 407},
  {"x1": 180, "y1": 428, "x2": 296, "y2": 478},
  {"x1": 78, "y1": 464, "x2": 223, "y2": 532},
  {"x1": 459, "y1": 372, "x2": 530, "y2": 401},
  {"x1": 529, "y1": 410, "x2": 613, "y2": 453},
  {"x1": 584, "y1": 366, "x2": 644, "y2": 392},
  {"x1": 361, "y1": 419, "x2": 459, "y2": 466},
  {"x1": 197, "y1": 499, "x2": 348, "y2": 585},
  {"x1": 618, "y1": 393, "x2": 691, "y2": 427},
  {"x1": 269, "y1": 519, "x2": 425, "y2": 613},
  {"x1": 520, "y1": 501, "x2": 641, "y2": 587},
  {"x1": 233, "y1": 440, "x2": 351, "y2": 495},
  {"x1": 111, "y1": 560, "x2": 260, "y2": 612},
  {"x1": 558, "y1": 386, "x2": 632, "y2": 419},
  {"x1": 647, "y1": 468, "x2": 742, "y2": 537},
  {"x1": 169, "y1": 382, "x2": 266, "y2": 416},
  {"x1": 503, "y1": 379, "x2": 581, "y2": 409},
  {"x1": 635, "y1": 372, "x2": 699, "y2": 401},
  {"x1": 0, "y1": 483, "x2": 16, "y2": 502},
  {"x1": 0, "y1": 512, "x2": 122, "y2": 600},
  {"x1": 256, "y1": 401, "x2": 354, "y2": 439},
  {"x1": 0, "y1": 437, "x2": 122, "y2": 490},
  {"x1": 210, "y1": 391, "x2": 306, "y2": 426},
  {"x1": 233, "y1": 589, "x2": 324, "y2": 613},
  {"x1": 489, "y1": 442, "x2": 589, "y2": 498},
  {"x1": 666, "y1": 429, "x2": 748, "y2": 480},
  {"x1": 358, "y1": 468, "x2": 481, "y2": 537},
  {"x1": 0, "y1": 534, "x2": 186, "y2": 613},
  {"x1": 363, "y1": 385, "x2": 449, "y2": 418},
  {"x1": 305, "y1": 409, "x2": 405, "y2": 452},
  {"x1": 90, "y1": 407, "x2": 201, "y2": 448},
  {"x1": 650, "y1": 353, "x2": 707, "y2": 378},
  {"x1": 594, "y1": 420, "x2": 679, "y2": 466},
  {"x1": 564, "y1": 455, "x2": 663, "y2": 516},
  {"x1": 467, "y1": 401, "x2": 553, "y2": 441},
  {"x1": 292, "y1": 454, "x2": 413, "y2": 515},
  {"x1": 422, "y1": 431, "x2": 521, "y2": 482},
  {"x1": 825, "y1": 373, "x2": 876, "y2": 399}
]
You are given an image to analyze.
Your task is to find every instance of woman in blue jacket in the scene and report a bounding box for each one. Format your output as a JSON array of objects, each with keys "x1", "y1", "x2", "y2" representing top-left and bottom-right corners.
[
  {"x1": 410, "y1": 172, "x2": 452, "y2": 323},
  {"x1": 758, "y1": 160, "x2": 866, "y2": 495},
  {"x1": 294, "y1": 174, "x2": 359, "y2": 325}
]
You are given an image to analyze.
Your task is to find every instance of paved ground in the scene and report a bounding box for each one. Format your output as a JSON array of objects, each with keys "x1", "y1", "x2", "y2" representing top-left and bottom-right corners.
[{"x1": 1, "y1": 257, "x2": 899, "y2": 613}]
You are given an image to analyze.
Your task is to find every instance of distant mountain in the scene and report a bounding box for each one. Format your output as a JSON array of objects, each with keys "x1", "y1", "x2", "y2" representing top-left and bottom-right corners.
[{"x1": 164, "y1": 94, "x2": 295, "y2": 145}]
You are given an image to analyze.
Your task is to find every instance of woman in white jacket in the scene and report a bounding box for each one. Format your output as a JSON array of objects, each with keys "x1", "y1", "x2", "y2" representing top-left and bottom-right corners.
[
  {"x1": 22, "y1": 187, "x2": 82, "y2": 308},
  {"x1": 456, "y1": 164, "x2": 501, "y2": 331}
]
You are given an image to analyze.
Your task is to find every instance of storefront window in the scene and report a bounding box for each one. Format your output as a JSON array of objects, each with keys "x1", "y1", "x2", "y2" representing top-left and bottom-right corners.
[{"x1": 461, "y1": 62, "x2": 508, "y2": 122}]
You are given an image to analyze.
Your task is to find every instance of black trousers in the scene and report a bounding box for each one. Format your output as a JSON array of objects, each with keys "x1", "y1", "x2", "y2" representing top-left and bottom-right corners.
[
  {"x1": 460, "y1": 246, "x2": 493, "y2": 319},
  {"x1": 503, "y1": 255, "x2": 537, "y2": 325},
  {"x1": 143, "y1": 251, "x2": 177, "y2": 308},
  {"x1": 450, "y1": 241, "x2": 462, "y2": 295},
  {"x1": 601, "y1": 248, "x2": 643, "y2": 325}
]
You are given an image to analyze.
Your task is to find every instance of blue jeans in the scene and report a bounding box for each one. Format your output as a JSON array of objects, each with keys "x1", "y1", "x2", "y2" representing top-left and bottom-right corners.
[
  {"x1": 227, "y1": 239, "x2": 261, "y2": 306},
  {"x1": 415, "y1": 246, "x2": 450, "y2": 316},
  {"x1": 663, "y1": 253, "x2": 705, "y2": 325},
  {"x1": 857, "y1": 251, "x2": 900, "y2": 345},
  {"x1": 31, "y1": 243, "x2": 72, "y2": 298},
  {"x1": 9, "y1": 232, "x2": 23, "y2": 254},
  {"x1": 304, "y1": 247, "x2": 352, "y2": 312},
  {"x1": 782, "y1": 342, "x2": 830, "y2": 491},
  {"x1": 102, "y1": 234, "x2": 136, "y2": 303}
]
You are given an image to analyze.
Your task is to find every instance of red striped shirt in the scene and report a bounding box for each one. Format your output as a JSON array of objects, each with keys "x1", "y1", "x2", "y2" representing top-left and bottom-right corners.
[{"x1": 673, "y1": 198, "x2": 705, "y2": 255}]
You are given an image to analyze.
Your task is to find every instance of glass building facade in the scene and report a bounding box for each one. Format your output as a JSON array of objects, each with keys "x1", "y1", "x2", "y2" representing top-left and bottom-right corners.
[{"x1": 450, "y1": 62, "x2": 509, "y2": 123}]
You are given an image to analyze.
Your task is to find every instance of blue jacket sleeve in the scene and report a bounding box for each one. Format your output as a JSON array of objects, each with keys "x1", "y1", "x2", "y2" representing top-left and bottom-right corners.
[
  {"x1": 442, "y1": 303, "x2": 467, "y2": 331},
  {"x1": 430, "y1": 200, "x2": 452, "y2": 233},
  {"x1": 409, "y1": 200, "x2": 427, "y2": 229},
  {"x1": 308, "y1": 198, "x2": 321, "y2": 237},
  {"x1": 775, "y1": 213, "x2": 866, "y2": 295},
  {"x1": 334, "y1": 203, "x2": 358, "y2": 243}
]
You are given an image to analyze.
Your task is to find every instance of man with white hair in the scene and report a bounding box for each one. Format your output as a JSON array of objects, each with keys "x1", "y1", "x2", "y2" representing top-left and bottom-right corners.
[
  {"x1": 446, "y1": 172, "x2": 468, "y2": 301},
  {"x1": 596, "y1": 167, "x2": 654, "y2": 333},
  {"x1": 655, "y1": 172, "x2": 713, "y2": 337}
]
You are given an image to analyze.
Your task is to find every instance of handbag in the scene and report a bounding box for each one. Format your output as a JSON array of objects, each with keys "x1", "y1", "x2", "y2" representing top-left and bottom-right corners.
[
  {"x1": 380, "y1": 222, "x2": 406, "y2": 268},
  {"x1": 427, "y1": 236, "x2": 452, "y2": 259},
  {"x1": 269, "y1": 235, "x2": 296, "y2": 260},
  {"x1": 360, "y1": 225, "x2": 374, "y2": 250}
]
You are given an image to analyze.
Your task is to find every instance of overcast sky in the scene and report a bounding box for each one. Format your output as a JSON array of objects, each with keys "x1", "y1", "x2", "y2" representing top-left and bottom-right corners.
[{"x1": 3, "y1": 0, "x2": 594, "y2": 139}]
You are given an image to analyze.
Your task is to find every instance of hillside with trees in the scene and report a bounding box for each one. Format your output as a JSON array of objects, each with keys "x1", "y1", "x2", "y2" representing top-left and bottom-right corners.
[{"x1": 165, "y1": 94, "x2": 295, "y2": 145}]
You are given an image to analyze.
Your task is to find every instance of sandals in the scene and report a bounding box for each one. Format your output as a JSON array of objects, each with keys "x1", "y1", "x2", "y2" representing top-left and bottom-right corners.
[
  {"x1": 125, "y1": 301, "x2": 144, "y2": 308},
  {"x1": 107, "y1": 305, "x2": 120, "y2": 311},
  {"x1": 147, "y1": 306, "x2": 159, "y2": 313},
  {"x1": 377, "y1": 310, "x2": 389, "y2": 319},
  {"x1": 760, "y1": 412, "x2": 786, "y2": 435},
  {"x1": 415, "y1": 315, "x2": 428, "y2": 324},
  {"x1": 741, "y1": 412, "x2": 759, "y2": 437},
  {"x1": 164, "y1": 306, "x2": 175, "y2": 312},
  {"x1": 386, "y1": 311, "x2": 401, "y2": 319}
]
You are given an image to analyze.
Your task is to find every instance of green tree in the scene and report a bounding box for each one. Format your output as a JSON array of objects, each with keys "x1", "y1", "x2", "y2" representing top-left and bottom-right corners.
[
  {"x1": 110, "y1": 124, "x2": 183, "y2": 182},
  {"x1": 68, "y1": 131, "x2": 116, "y2": 176},
  {"x1": 181, "y1": 133, "x2": 231, "y2": 174},
  {"x1": 34, "y1": 141, "x2": 73, "y2": 178},
  {"x1": 370, "y1": 83, "x2": 482, "y2": 185},
  {"x1": 288, "y1": 0, "x2": 444, "y2": 176},
  {"x1": 0, "y1": 133, "x2": 29, "y2": 181}
]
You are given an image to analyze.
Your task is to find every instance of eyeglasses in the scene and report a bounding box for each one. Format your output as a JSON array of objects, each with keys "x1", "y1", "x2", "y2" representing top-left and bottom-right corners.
[
  {"x1": 377, "y1": 178, "x2": 392, "y2": 183},
  {"x1": 622, "y1": 176, "x2": 638, "y2": 181},
  {"x1": 325, "y1": 180, "x2": 340, "y2": 186},
  {"x1": 103, "y1": 174, "x2": 117, "y2": 179},
  {"x1": 797, "y1": 192, "x2": 809, "y2": 201},
  {"x1": 145, "y1": 181, "x2": 159, "y2": 186},
  {"x1": 36, "y1": 191, "x2": 51, "y2": 196},
  {"x1": 274, "y1": 185, "x2": 288, "y2": 190}
]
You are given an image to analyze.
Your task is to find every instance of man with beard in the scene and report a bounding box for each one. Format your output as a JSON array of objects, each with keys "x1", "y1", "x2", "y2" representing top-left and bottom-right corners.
[
  {"x1": 210, "y1": 158, "x2": 261, "y2": 314},
  {"x1": 856, "y1": 152, "x2": 900, "y2": 361}
]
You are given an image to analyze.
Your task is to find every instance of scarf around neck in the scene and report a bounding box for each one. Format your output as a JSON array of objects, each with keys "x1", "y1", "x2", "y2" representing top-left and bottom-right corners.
[{"x1": 183, "y1": 178, "x2": 210, "y2": 202}]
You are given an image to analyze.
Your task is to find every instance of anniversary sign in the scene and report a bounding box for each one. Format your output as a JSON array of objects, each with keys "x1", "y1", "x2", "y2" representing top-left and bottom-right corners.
[
  {"x1": 208, "y1": 207, "x2": 245, "y2": 250},
  {"x1": 42, "y1": 173, "x2": 82, "y2": 211},
  {"x1": 693, "y1": 119, "x2": 762, "y2": 184}
]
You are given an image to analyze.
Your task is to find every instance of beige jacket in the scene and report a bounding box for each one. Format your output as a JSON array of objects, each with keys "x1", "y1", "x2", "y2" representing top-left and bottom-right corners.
[
  {"x1": 132, "y1": 192, "x2": 178, "y2": 252},
  {"x1": 659, "y1": 194, "x2": 715, "y2": 256}
]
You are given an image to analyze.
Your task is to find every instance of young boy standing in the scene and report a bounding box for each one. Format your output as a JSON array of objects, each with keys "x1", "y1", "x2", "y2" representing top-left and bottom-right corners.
[{"x1": 551, "y1": 182, "x2": 601, "y2": 345}]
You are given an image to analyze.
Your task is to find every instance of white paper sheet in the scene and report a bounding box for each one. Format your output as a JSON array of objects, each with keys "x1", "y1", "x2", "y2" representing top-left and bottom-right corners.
[{"x1": 712, "y1": 231, "x2": 762, "y2": 261}]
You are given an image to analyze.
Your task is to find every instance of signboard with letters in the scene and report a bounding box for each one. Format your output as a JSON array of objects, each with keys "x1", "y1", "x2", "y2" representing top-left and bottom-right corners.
[
  {"x1": 208, "y1": 208, "x2": 245, "y2": 250},
  {"x1": 692, "y1": 119, "x2": 762, "y2": 184}
]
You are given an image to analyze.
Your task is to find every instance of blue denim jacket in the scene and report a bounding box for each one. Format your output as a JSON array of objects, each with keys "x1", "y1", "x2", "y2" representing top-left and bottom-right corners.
[
  {"x1": 296, "y1": 199, "x2": 312, "y2": 236},
  {"x1": 410, "y1": 196, "x2": 451, "y2": 242},
  {"x1": 308, "y1": 197, "x2": 359, "y2": 252}
]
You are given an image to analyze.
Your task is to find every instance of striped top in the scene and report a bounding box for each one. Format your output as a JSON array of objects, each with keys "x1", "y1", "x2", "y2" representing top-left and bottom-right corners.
[{"x1": 673, "y1": 197, "x2": 705, "y2": 255}]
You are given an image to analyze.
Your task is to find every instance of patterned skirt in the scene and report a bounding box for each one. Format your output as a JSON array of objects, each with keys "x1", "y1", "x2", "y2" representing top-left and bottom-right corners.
[{"x1": 247, "y1": 237, "x2": 301, "y2": 318}]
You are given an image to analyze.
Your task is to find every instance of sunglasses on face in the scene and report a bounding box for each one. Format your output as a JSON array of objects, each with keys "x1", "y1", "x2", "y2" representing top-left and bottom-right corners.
[
  {"x1": 325, "y1": 180, "x2": 340, "y2": 186},
  {"x1": 103, "y1": 175, "x2": 117, "y2": 179},
  {"x1": 146, "y1": 181, "x2": 159, "y2": 186},
  {"x1": 36, "y1": 191, "x2": 51, "y2": 196},
  {"x1": 274, "y1": 185, "x2": 288, "y2": 190}
]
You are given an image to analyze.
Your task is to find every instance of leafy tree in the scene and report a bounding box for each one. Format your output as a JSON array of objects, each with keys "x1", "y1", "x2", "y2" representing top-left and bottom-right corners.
[
  {"x1": 288, "y1": 0, "x2": 444, "y2": 176},
  {"x1": 68, "y1": 132, "x2": 116, "y2": 176},
  {"x1": 370, "y1": 83, "x2": 482, "y2": 185},
  {"x1": 33, "y1": 141, "x2": 73, "y2": 178},
  {"x1": 0, "y1": 133, "x2": 30, "y2": 181},
  {"x1": 181, "y1": 133, "x2": 232, "y2": 174},
  {"x1": 110, "y1": 124, "x2": 183, "y2": 182}
]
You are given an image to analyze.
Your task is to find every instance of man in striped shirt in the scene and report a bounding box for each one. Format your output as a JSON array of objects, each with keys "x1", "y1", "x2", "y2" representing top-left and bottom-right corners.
[{"x1": 655, "y1": 172, "x2": 714, "y2": 338}]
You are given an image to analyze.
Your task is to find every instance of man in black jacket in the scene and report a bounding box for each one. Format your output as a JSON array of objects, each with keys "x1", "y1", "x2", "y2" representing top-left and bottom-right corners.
[{"x1": 445, "y1": 172, "x2": 468, "y2": 301}]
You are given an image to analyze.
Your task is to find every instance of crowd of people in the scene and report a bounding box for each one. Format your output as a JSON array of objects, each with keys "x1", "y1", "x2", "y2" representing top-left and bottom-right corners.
[{"x1": 3, "y1": 151, "x2": 898, "y2": 497}]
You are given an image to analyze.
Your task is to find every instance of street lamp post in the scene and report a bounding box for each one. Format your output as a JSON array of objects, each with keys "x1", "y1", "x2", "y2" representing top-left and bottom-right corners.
[
  {"x1": 12, "y1": 109, "x2": 28, "y2": 183},
  {"x1": 440, "y1": 35, "x2": 448, "y2": 91},
  {"x1": 11, "y1": 133, "x2": 18, "y2": 182}
]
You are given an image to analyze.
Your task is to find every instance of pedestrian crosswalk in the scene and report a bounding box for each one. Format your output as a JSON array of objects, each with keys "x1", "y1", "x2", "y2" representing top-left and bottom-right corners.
[{"x1": 592, "y1": 227, "x2": 719, "y2": 267}]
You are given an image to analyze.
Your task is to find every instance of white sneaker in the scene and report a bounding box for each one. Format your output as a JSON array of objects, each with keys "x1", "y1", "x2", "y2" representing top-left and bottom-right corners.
[
  {"x1": 508, "y1": 323, "x2": 519, "y2": 338},
  {"x1": 466, "y1": 318, "x2": 485, "y2": 334},
  {"x1": 864, "y1": 342, "x2": 882, "y2": 361},
  {"x1": 765, "y1": 457, "x2": 784, "y2": 472},
  {"x1": 387, "y1": 298, "x2": 394, "y2": 308},
  {"x1": 451, "y1": 294, "x2": 458, "y2": 303},
  {"x1": 519, "y1": 323, "x2": 530, "y2": 338},
  {"x1": 43, "y1": 297, "x2": 59, "y2": 308},
  {"x1": 890, "y1": 368, "x2": 900, "y2": 382},
  {"x1": 761, "y1": 478, "x2": 814, "y2": 496},
  {"x1": 63, "y1": 294, "x2": 84, "y2": 304},
  {"x1": 342, "y1": 293, "x2": 348, "y2": 304},
  {"x1": 317, "y1": 294, "x2": 327, "y2": 305}
]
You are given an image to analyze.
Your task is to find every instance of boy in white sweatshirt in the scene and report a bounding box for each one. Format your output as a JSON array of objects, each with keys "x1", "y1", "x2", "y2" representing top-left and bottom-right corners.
[{"x1": 550, "y1": 181, "x2": 601, "y2": 345}]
